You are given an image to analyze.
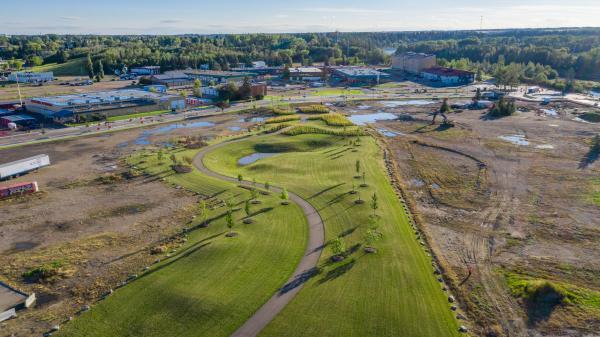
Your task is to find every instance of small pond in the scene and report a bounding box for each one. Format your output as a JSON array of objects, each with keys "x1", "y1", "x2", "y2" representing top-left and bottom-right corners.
[
  {"x1": 349, "y1": 112, "x2": 397, "y2": 126},
  {"x1": 238, "y1": 153, "x2": 278, "y2": 166},
  {"x1": 133, "y1": 120, "x2": 216, "y2": 146},
  {"x1": 377, "y1": 128, "x2": 404, "y2": 137},
  {"x1": 238, "y1": 117, "x2": 265, "y2": 123}
]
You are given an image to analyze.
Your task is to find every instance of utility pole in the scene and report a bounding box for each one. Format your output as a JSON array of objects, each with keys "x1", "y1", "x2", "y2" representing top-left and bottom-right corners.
[{"x1": 15, "y1": 72, "x2": 23, "y2": 106}]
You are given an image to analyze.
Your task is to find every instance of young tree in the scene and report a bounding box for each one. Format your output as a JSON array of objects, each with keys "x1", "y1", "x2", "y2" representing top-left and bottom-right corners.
[
  {"x1": 252, "y1": 177, "x2": 257, "y2": 186},
  {"x1": 355, "y1": 160, "x2": 361, "y2": 176},
  {"x1": 431, "y1": 98, "x2": 451, "y2": 125},
  {"x1": 157, "y1": 150, "x2": 164, "y2": 162},
  {"x1": 198, "y1": 199, "x2": 208, "y2": 225},
  {"x1": 330, "y1": 237, "x2": 346, "y2": 257},
  {"x1": 280, "y1": 187, "x2": 289, "y2": 203},
  {"x1": 97, "y1": 60, "x2": 105, "y2": 79},
  {"x1": 86, "y1": 54, "x2": 94, "y2": 79},
  {"x1": 238, "y1": 173, "x2": 243, "y2": 183},
  {"x1": 244, "y1": 199, "x2": 251, "y2": 217},
  {"x1": 370, "y1": 193, "x2": 378, "y2": 217},
  {"x1": 362, "y1": 171, "x2": 366, "y2": 186},
  {"x1": 169, "y1": 154, "x2": 177, "y2": 165},
  {"x1": 250, "y1": 188, "x2": 258, "y2": 201},
  {"x1": 225, "y1": 208, "x2": 234, "y2": 233},
  {"x1": 264, "y1": 181, "x2": 270, "y2": 191},
  {"x1": 193, "y1": 79, "x2": 202, "y2": 97}
]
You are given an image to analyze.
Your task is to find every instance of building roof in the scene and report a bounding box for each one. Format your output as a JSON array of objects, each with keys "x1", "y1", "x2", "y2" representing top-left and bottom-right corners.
[
  {"x1": 184, "y1": 70, "x2": 255, "y2": 77},
  {"x1": 0, "y1": 114, "x2": 36, "y2": 122},
  {"x1": 396, "y1": 52, "x2": 436, "y2": 59},
  {"x1": 151, "y1": 72, "x2": 190, "y2": 80},
  {"x1": 28, "y1": 89, "x2": 177, "y2": 107},
  {"x1": 289, "y1": 67, "x2": 323, "y2": 74},
  {"x1": 422, "y1": 67, "x2": 474, "y2": 77},
  {"x1": 334, "y1": 67, "x2": 391, "y2": 78}
]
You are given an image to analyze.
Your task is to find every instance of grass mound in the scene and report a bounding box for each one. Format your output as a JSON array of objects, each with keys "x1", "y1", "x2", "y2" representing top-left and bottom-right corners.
[
  {"x1": 308, "y1": 113, "x2": 353, "y2": 126},
  {"x1": 265, "y1": 115, "x2": 301, "y2": 124},
  {"x1": 297, "y1": 105, "x2": 330, "y2": 114},
  {"x1": 282, "y1": 125, "x2": 366, "y2": 136},
  {"x1": 253, "y1": 138, "x2": 335, "y2": 153}
]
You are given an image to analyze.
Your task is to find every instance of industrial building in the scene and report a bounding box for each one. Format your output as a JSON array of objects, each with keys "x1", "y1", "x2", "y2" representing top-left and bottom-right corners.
[
  {"x1": 148, "y1": 72, "x2": 194, "y2": 88},
  {"x1": 8, "y1": 71, "x2": 54, "y2": 83},
  {"x1": 131, "y1": 66, "x2": 160, "y2": 76},
  {"x1": 392, "y1": 52, "x2": 437, "y2": 74},
  {"x1": 332, "y1": 67, "x2": 391, "y2": 85},
  {"x1": 421, "y1": 67, "x2": 475, "y2": 85},
  {"x1": 0, "y1": 114, "x2": 38, "y2": 129},
  {"x1": 184, "y1": 70, "x2": 256, "y2": 84},
  {"x1": 288, "y1": 67, "x2": 323, "y2": 81},
  {"x1": 25, "y1": 90, "x2": 185, "y2": 122}
]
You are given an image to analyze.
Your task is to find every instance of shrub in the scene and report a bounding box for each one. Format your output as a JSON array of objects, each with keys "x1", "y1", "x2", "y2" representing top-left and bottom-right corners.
[
  {"x1": 262, "y1": 123, "x2": 292, "y2": 134},
  {"x1": 265, "y1": 115, "x2": 300, "y2": 124},
  {"x1": 282, "y1": 125, "x2": 366, "y2": 136},
  {"x1": 308, "y1": 113, "x2": 353, "y2": 126},
  {"x1": 297, "y1": 104, "x2": 330, "y2": 114},
  {"x1": 23, "y1": 261, "x2": 64, "y2": 282},
  {"x1": 270, "y1": 106, "x2": 295, "y2": 115}
]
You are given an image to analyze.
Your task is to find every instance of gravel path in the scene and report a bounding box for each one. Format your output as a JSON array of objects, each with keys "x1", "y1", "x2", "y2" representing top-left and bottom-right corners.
[{"x1": 193, "y1": 138, "x2": 325, "y2": 337}]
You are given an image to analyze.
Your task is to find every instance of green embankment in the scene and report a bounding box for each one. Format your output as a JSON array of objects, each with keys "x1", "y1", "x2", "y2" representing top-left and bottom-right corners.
[
  {"x1": 31, "y1": 57, "x2": 88, "y2": 76},
  {"x1": 203, "y1": 134, "x2": 460, "y2": 337},
  {"x1": 57, "y1": 149, "x2": 308, "y2": 337}
]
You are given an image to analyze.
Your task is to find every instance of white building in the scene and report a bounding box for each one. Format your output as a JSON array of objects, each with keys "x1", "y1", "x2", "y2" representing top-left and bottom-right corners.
[{"x1": 8, "y1": 71, "x2": 54, "y2": 83}]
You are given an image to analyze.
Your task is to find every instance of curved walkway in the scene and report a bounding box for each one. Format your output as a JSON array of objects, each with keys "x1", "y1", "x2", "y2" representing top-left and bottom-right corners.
[{"x1": 193, "y1": 138, "x2": 325, "y2": 337}]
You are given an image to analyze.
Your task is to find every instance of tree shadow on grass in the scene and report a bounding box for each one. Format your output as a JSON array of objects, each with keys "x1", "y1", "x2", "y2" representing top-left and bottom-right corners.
[
  {"x1": 318, "y1": 258, "x2": 356, "y2": 284},
  {"x1": 339, "y1": 226, "x2": 359, "y2": 238},
  {"x1": 309, "y1": 183, "x2": 345, "y2": 199},
  {"x1": 278, "y1": 267, "x2": 321, "y2": 295},
  {"x1": 248, "y1": 207, "x2": 274, "y2": 218},
  {"x1": 578, "y1": 141, "x2": 599, "y2": 169}
]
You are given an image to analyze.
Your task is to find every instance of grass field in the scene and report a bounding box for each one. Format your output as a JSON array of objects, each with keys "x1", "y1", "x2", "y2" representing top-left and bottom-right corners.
[
  {"x1": 56, "y1": 148, "x2": 308, "y2": 337},
  {"x1": 31, "y1": 57, "x2": 88, "y2": 76},
  {"x1": 203, "y1": 134, "x2": 461, "y2": 337}
]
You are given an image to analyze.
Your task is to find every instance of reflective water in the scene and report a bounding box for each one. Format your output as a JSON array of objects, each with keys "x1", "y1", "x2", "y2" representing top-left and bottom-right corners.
[
  {"x1": 349, "y1": 112, "x2": 397, "y2": 126},
  {"x1": 498, "y1": 135, "x2": 530, "y2": 146},
  {"x1": 238, "y1": 153, "x2": 278, "y2": 166},
  {"x1": 133, "y1": 120, "x2": 216, "y2": 146}
]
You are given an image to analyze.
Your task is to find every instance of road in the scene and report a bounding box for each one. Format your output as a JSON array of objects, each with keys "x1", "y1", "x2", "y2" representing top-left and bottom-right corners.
[{"x1": 193, "y1": 137, "x2": 325, "y2": 337}]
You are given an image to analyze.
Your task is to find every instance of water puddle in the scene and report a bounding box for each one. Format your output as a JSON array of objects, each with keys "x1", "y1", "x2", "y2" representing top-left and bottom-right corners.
[
  {"x1": 535, "y1": 144, "x2": 555, "y2": 149},
  {"x1": 238, "y1": 153, "x2": 278, "y2": 166},
  {"x1": 381, "y1": 100, "x2": 436, "y2": 108},
  {"x1": 377, "y1": 128, "x2": 404, "y2": 137},
  {"x1": 498, "y1": 135, "x2": 530, "y2": 146},
  {"x1": 356, "y1": 105, "x2": 372, "y2": 110},
  {"x1": 133, "y1": 120, "x2": 216, "y2": 146},
  {"x1": 411, "y1": 179, "x2": 425, "y2": 187},
  {"x1": 541, "y1": 109, "x2": 558, "y2": 117},
  {"x1": 238, "y1": 117, "x2": 265, "y2": 123},
  {"x1": 349, "y1": 112, "x2": 397, "y2": 126},
  {"x1": 228, "y1": 126, "x2": 242, "y2": 131},
  {"x1": 431, "y1": 183, "x2": 440, "y2": 190}
]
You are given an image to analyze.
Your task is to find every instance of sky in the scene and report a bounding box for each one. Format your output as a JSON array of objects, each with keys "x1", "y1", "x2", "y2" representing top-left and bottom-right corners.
[{"x1": 2, "y1": 0, "x2": 599, "y2": 35}]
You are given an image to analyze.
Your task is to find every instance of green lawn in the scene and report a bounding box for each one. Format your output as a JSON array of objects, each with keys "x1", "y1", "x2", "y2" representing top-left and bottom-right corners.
[
  {"x1": 203, "y1": 134, "x2": 461, "y2": 337},
  {"x1": 57, "y1": 149, "x2": 308, "y2": 337},
  {"x1": 31, "y1": 57, "x2": 88, "y2": 76}
]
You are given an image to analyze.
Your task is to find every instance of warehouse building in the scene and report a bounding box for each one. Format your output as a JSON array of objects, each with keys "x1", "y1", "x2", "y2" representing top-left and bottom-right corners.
[
  {"x1": 185, "y1": 70, "x2": 256, "y2": 84},
  {"x1": 421, "y1": 67, "x2": 475, "y2": 85},
  {"x1": 0, "y1": 114, "x2": 38, "y2": 129},
  {"x1": 332, "y1": 67, "x2": 391, "y2": 85},
  {"x1": 392, "y1": 52, "x2": 437, "y2": 74},
  {"x1": 8, "y1": 71, "x2": 54, "y2": 83},
  {"x1": 288, "y1": 67, "x2": 323, "y2": 81},
  {"x1": 148, "y1": 72, "x2": 194, "y2": 88},
  {"x1": 25, "y1": 90, "x2": 185, "y2": 123}
]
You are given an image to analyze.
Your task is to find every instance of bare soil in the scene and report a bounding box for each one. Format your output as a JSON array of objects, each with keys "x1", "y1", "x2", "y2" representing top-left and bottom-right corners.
[
  {"x1": 0, "y1": 113, "x2": 249, "y2": 336},
  {"x1": 363, "y1": 100, "x2": 600, "y2": 337}
]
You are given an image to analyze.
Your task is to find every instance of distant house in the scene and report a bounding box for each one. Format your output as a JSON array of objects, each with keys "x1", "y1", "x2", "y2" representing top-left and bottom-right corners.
[
  {"x1": 8, "y1": 71, "x2": 53, "y2": 83},
  {"x1": 288, "y1": 67, "x2": 323, "y2": 81},
  {"x1": 131, "y1": 66, "x2": 160, "y2": 76},
  {"x1": 421, "y1": 67, "x2": 474, "y2": 85},
  {"x1": 392, "y1": 52, "x2": 437, "y2": 74}
]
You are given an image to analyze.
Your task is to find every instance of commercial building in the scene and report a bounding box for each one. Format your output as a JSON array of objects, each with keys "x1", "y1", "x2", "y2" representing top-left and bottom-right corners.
[
  {"x1": 184, "y1": 70, "x2": 256, "y2": 85},
  {"x1": 8, "y1": 71, "x2": 54, "y2": 83},
  {"x1": 392, "y1": 52, "x2": 437, "y2": 74},
  {"x1": 0, "y1": 115, "x2": 38, "y2": 129},
  {"x1": 421, "y1": 67, "x2": 475, "y2": 85},
  {"x1": 130, "y1": 66, "x2": 160, "y2": 76},
  {"x1": 332, "y1": 67, "x2": 391, "y2": 85},
  {"x1": 288, "y1": 67, "x2": 323, "y2": 81},
  {"x1": 26, "y1": 89, "x2": 185, "y2": 122}
]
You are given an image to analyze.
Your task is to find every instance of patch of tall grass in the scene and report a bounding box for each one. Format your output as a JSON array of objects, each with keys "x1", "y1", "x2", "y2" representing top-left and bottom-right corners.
[
  {"x1": 282, "y1": 125, "x2": 365, "y2": 136},
  {"x1": 308, "y1": 113, "x2": 353, "y2": 126},
  {"x1": 265, "y1": 115, "x2": 301, "y2": 124}
]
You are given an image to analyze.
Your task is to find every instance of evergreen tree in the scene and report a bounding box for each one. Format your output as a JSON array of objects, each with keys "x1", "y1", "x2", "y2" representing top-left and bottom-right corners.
[{"x1": 86, "y1": 54, "x2": 94, "y2": 79}]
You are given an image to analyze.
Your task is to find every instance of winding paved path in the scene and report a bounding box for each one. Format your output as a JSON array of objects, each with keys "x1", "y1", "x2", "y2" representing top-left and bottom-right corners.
[{"x1": 193, "y1": 138, "x2": 325, "y2": 337}]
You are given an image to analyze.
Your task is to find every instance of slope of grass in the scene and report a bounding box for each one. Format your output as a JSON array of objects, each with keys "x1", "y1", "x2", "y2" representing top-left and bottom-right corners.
[
  {"x1": 57, "y1": 148, "x2": 308, "y2": 337},
  {"x1": 203, "y1": 134, "x2": 460, "y2": 337},
  {"x1": 31, "y1": 57, "x2": 88, "y2": 76}
]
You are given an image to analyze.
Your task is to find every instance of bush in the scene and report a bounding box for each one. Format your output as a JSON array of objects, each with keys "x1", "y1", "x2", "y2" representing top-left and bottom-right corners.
[
  {"x1": 262, "y1": 123, "x2": 292, "y2": 134},
  {"x1": 308, "y1": 113, "x2": 353, "y2": 126},
  {"x1": 488, "y1": 97, "x2": 516, "y2": 118},
  {"x1": 282, "y1": 125, "x2": 366, "y2": 136},
  {"x1": 297, "y1": 104, "x2": 330, "y2": 114},
  {"x1": 265, "y1": 115, "x2": 300, "y2": 124},
  {"x1": 23, "y1": 261, "x2": 64, "y2": 282}
]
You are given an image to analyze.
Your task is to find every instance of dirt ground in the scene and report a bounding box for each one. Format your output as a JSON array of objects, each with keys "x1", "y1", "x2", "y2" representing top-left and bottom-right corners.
[
  {"x1": 352, "y1": 100, "x2": 600, "y2": 337},
  {"x1": 0, "y1": 113, "x2": 251, "y2": 337}
]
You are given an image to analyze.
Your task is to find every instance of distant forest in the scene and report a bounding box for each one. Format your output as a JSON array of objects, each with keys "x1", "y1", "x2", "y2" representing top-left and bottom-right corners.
[{"x1": 1, "y1": 28, "x2": 599, "y2": 88}]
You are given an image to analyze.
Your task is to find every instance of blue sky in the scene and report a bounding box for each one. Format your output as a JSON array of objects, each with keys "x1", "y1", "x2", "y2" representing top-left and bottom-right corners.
[{"x1": 2, "y1": 0, "x2": 599, "y2": 34}]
